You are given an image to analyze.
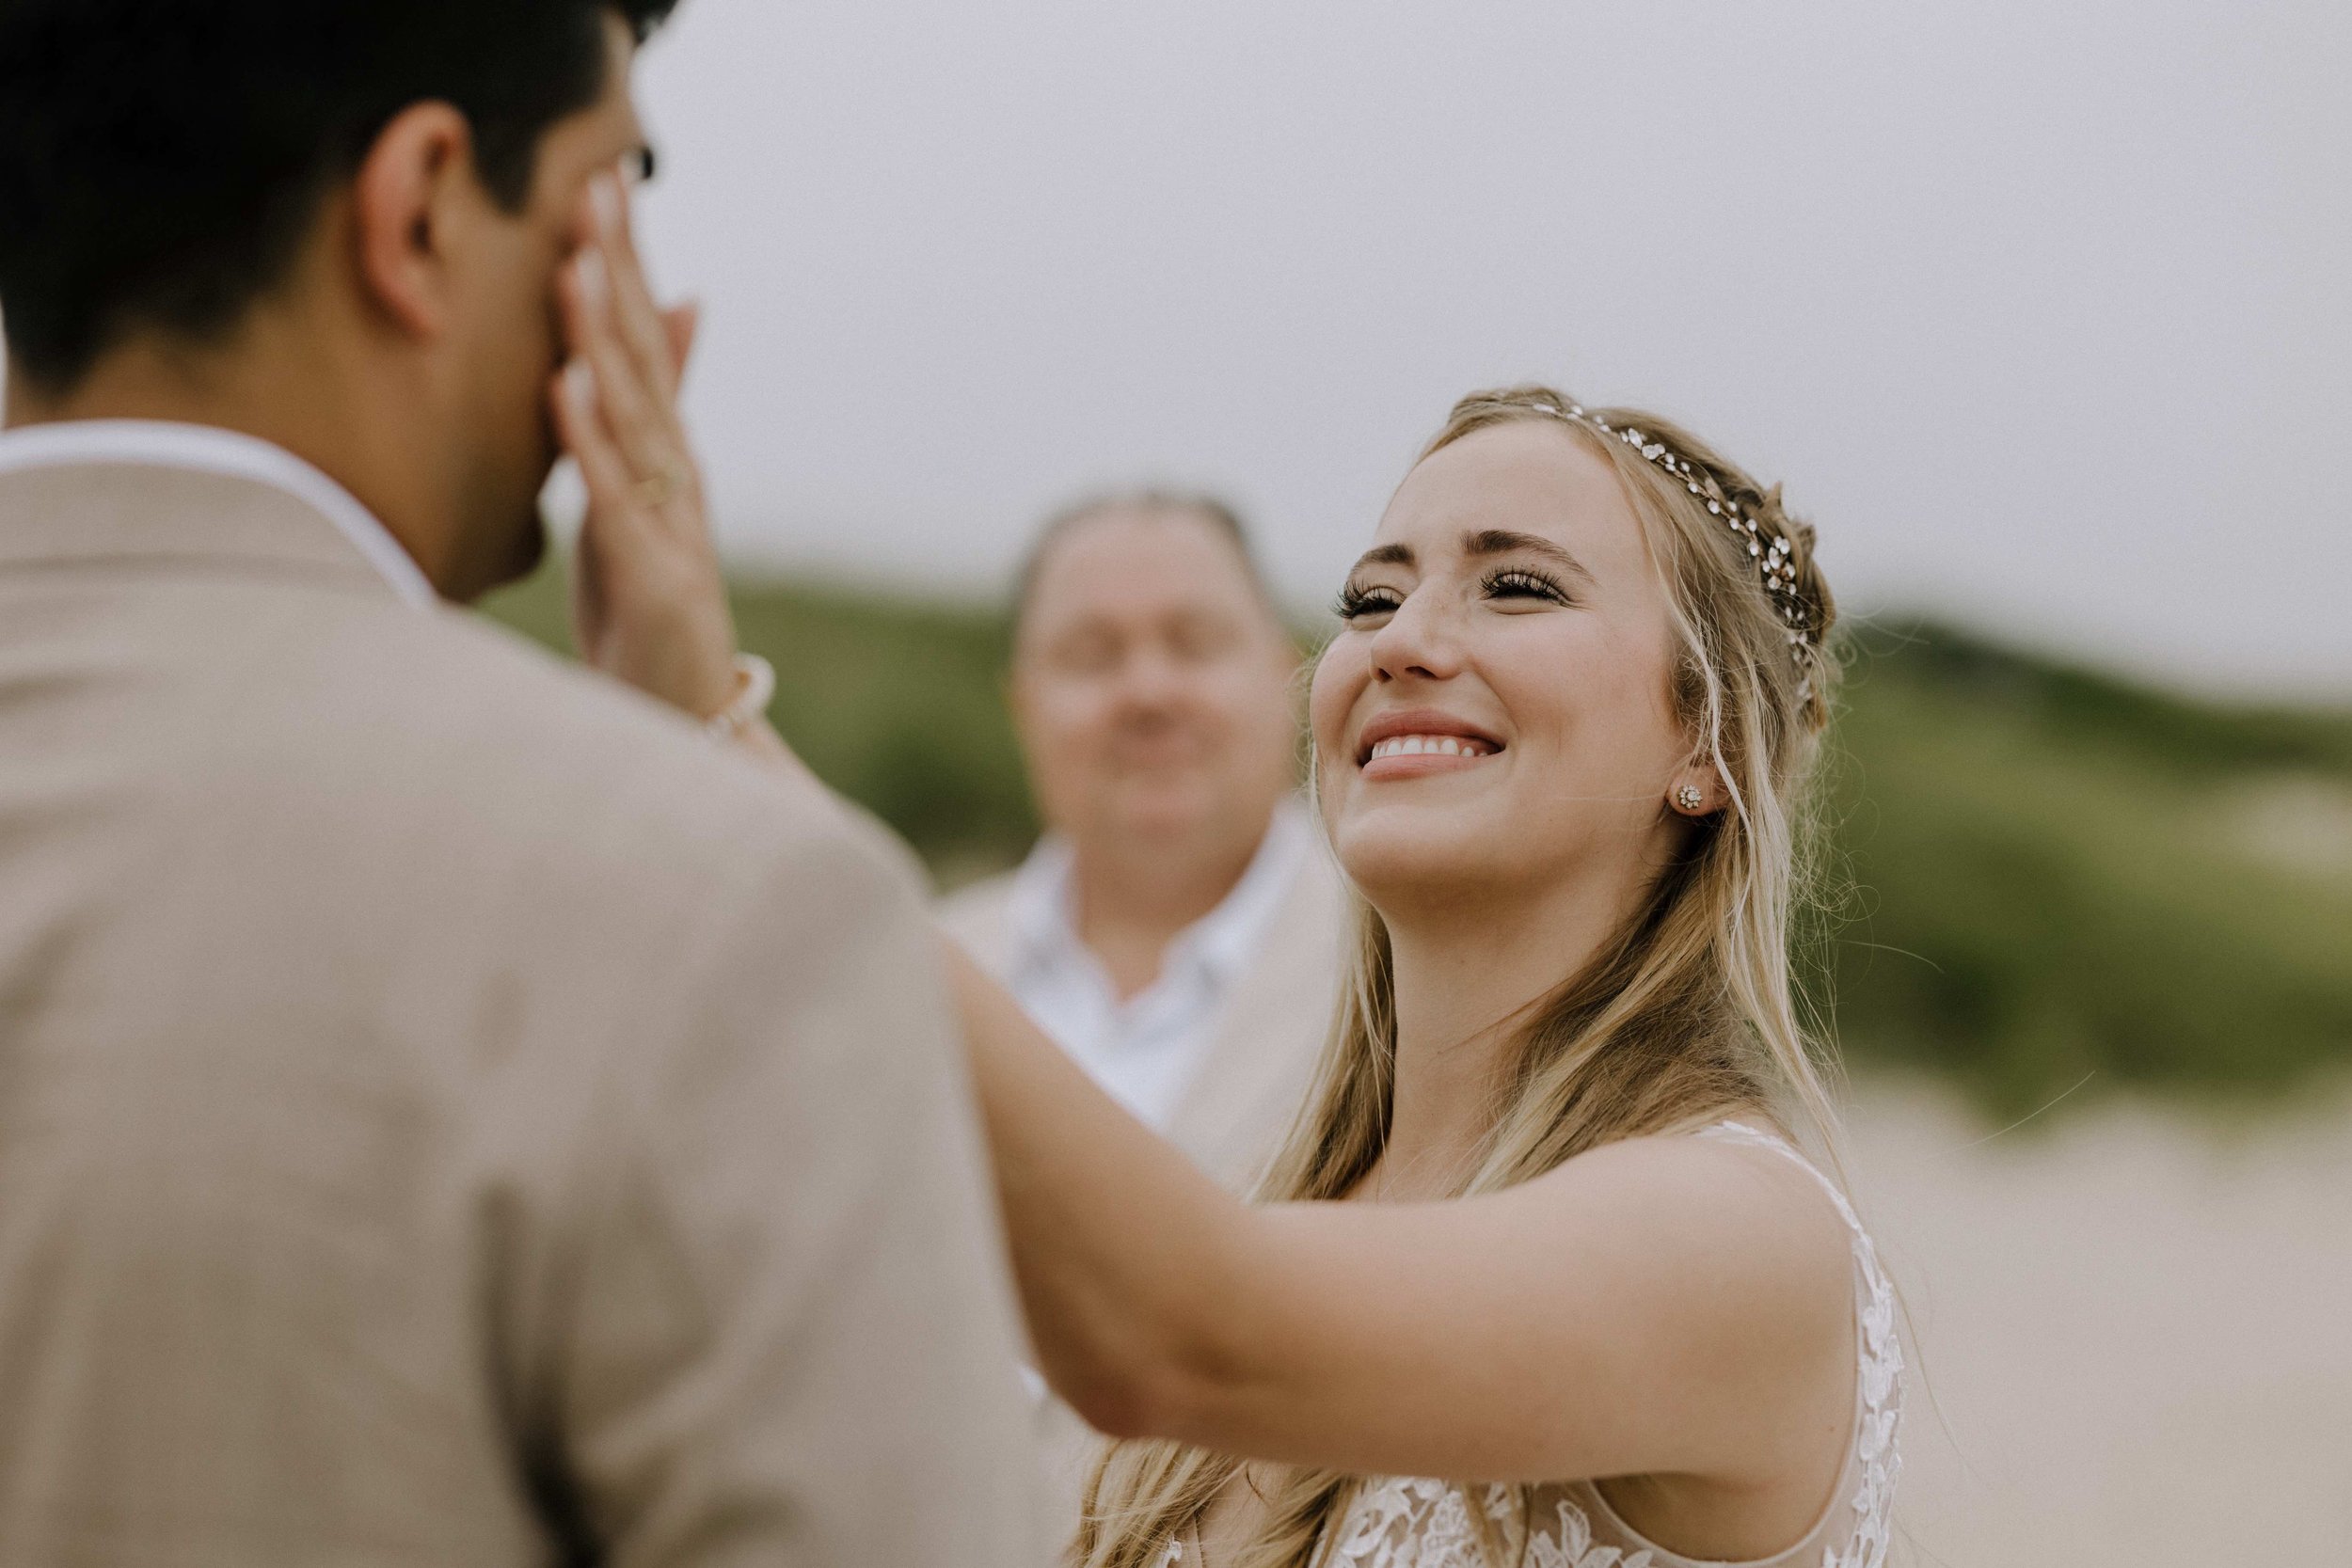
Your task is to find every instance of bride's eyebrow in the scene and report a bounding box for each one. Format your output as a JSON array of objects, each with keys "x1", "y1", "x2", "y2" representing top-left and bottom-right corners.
[
  {"x1": 1348, "y1": 543, "x2": 1414, "y2": 574},
  {"x1": 1462, "y1": 528, "x2": 1596, "y2": 586}
]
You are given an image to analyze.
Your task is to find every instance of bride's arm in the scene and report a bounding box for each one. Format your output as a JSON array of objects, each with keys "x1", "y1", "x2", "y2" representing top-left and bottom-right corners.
[
  {"x1": 948, "y1": 937, "x2": 1853, "y2": 1487},
  {"x1": 553, "y1": 177, "x2": 1856, "y2": 1492},
  {"x1": 940, "y1": 941, "x2": 1255, "y2": 1432}
]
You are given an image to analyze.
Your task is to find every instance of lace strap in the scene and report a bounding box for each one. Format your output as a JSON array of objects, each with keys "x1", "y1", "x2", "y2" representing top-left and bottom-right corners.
[
  {"x1": 1699, "y1": 1122, "x2": 1903, "y2": 1568},
  {"x1": 1694, "y1": 1119, "x2": 1869, "y2": 1240}
]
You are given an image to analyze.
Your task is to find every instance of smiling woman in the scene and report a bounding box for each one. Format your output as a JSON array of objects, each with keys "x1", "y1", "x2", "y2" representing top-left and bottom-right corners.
[
  {"x1": 553, "y1": 313, "x2": 1897, "y2": 1563},
  {"x1": 1041, "y1": 388, "x2": 1877, "y2": 1568}
]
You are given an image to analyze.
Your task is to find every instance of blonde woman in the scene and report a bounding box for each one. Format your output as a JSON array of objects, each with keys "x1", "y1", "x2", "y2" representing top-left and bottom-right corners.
[{"x1": 554, "y1": 176, "x2": 1900, "y2": 1568}]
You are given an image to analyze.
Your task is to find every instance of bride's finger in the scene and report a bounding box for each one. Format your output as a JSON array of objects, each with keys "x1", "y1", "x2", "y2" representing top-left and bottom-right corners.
[
  {"x1": 562, "y1": 247, "x2": 679, "y2": 499},
  {"x1": 589, "y1": 170, "x2": 686, "y2": 404},
  {"x1": 550, "y1": 358, "x2": 641, "y2": 528},
  {"x1": 662, "y1": 299, "x2": 700, "y2": 384}
]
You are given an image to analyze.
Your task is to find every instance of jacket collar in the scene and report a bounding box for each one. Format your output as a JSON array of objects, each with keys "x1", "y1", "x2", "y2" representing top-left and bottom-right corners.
[{"x1": 0, "y1": 420, "x2": 436, "y2": 607}]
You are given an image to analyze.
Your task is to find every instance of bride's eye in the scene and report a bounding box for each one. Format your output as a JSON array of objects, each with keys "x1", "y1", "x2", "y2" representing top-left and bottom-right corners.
[
  {"x1": 1483, "y1": 567, "x2": 1569, "y2": 606},
  {"x1": 1333, "y1": 582, "x2": 1403, "y2": 622}
]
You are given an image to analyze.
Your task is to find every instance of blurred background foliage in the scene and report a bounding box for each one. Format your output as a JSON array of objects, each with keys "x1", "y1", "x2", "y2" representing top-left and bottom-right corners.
[{"x1": 484, "y1": 565, "x2": 2352, "y2": 1121}]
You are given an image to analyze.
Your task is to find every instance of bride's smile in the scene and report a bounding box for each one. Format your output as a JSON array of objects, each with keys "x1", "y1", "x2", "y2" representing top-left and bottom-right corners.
[{"x1": 1356, "y1": 711, "x2": 1504, "y2": 774}]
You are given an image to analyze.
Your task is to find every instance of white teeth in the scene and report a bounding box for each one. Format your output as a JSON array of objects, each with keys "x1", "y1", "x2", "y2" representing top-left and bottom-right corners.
[{"x1": 1367, "y1": 734, "x2": 1492, "y2": 762}]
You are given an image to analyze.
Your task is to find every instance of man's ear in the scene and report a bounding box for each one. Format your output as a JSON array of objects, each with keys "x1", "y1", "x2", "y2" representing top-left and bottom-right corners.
[{"x1": 350, "y1": 103, "x2": 476, "y2": 340}]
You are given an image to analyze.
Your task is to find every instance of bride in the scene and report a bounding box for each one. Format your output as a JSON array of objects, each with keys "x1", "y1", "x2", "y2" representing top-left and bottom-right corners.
[{"x1": 550, "y1": 172, "x2": 1900, "y2": 1568}]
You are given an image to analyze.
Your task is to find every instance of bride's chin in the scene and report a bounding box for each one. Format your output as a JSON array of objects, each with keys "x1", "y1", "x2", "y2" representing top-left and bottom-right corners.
[{"x1": 1332, "y1": 831, "x2": 1502, "y2": 917}]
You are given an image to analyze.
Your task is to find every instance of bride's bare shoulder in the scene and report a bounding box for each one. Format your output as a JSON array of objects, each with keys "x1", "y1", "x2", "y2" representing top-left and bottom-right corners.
[{"x1": 1512, "y1": 1119, "x2": 1859, "y2": 1329}]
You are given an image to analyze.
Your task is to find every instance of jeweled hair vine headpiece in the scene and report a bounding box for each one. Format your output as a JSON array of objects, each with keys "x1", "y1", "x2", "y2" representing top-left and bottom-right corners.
[{"x1": 1505, "y1": 391, "x2": 1822, "y2": 692}]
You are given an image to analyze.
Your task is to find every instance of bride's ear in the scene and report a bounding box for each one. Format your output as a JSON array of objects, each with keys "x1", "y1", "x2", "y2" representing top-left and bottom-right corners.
[{"x1": 1665, "y1": 766, "x2": 1724, "y2": 817}]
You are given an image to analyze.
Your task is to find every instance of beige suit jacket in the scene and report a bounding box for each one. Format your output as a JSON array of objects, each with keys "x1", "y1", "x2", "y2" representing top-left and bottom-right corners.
[
  {"x1": 0, "y1": 461, "x2": 1037, "y2": 1567},
  {"x1": 938, "y1": 824, "x2": 1349, "y2": 1539}
]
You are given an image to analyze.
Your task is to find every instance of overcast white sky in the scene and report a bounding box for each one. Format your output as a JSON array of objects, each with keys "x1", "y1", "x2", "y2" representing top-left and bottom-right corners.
[{"x1": 619, "y1": 0, "x2": 2349, "y2": 697}]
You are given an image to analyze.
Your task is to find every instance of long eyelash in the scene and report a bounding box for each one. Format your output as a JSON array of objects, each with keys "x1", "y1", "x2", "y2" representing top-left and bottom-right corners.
[
  {"x1": 1483, "y1": 566, "x2": 1569, "y2": 603},
  {"x1": 1332, "y1": 583, "x2": 1400, "y2": 620}
]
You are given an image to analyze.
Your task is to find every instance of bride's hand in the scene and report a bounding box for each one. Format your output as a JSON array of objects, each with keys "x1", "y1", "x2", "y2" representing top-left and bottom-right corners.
[{"x1": 548, "y1": 165, "x2": 743, "y2": 725}]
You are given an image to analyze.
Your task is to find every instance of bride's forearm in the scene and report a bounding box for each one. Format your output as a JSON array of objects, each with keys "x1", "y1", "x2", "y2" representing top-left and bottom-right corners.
[{"x1": 943, "y1": 940, "x2": 1262, "y2": 1438}]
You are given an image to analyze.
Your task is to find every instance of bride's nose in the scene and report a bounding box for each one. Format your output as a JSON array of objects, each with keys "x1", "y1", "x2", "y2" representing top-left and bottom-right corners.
[{"x1": 1367, "y1": 588, "x2": 1465, "y2": 685}]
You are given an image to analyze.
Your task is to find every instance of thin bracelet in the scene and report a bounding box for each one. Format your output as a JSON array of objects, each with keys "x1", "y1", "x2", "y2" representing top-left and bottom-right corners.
[{"x1": 704, "y1": 652, "x2": 776, "y2": 740}]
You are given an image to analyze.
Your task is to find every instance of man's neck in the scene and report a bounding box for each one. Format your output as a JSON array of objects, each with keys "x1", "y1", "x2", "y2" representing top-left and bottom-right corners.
[
  {"x1": 1067, "y1": 807, "x2": 1275, "y2": 1001},
  {"x1": 7, "y1": 318, "x2": 448, "y2": 592}
]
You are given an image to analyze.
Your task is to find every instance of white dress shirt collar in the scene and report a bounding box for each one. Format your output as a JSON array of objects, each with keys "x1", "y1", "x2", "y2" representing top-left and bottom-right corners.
[
  {"x1": 1007, "y1": 797, "x2": 1311, "y2": 989},
  {"x1": 1000, "y1": 799, "x2": 1313, "y2": 1128},
  {"x1": 0, "y1": 419, "x2": 437, "y2": 609}
]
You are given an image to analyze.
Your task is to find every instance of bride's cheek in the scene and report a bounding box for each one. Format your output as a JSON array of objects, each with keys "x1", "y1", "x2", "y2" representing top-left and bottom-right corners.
[{"x1": 1305, "y1": 645, "x2": 1358, "y2": 753}]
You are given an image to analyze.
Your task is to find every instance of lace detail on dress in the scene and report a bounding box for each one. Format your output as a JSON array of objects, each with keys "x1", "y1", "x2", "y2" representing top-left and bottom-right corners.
[
  {"x1": 1164, "y1": 1121, "x2": 1901, "y2": 1568},
  {"x1": 1323, "y1": 1480, "x2": 1656, "y2": 1568}
]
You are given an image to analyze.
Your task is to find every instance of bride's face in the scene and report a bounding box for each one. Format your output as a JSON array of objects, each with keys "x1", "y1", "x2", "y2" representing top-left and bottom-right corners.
[{"x1": 1309, "y1": 420, "x2": 1693, "y2": 916}]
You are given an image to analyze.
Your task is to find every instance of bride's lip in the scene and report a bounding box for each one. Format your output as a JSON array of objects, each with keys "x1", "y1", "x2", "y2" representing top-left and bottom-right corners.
[{"x1": 1354, "y1": 708, "x2": 1506, "y2": 768}]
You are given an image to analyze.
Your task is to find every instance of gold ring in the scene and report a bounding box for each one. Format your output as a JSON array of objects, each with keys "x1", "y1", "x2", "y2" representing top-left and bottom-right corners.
[{"x1": 632, "y1": 467, "x2": 684, "y2": 509}]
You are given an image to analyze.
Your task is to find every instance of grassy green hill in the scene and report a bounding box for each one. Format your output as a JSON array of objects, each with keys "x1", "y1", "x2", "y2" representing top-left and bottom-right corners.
[
  {"x1": 483, "y1": 566, "x2": 2352, "y2": 1119},
  {"x1": 1820, "y1": 624, "x2": 2352, "y2": 1115}
]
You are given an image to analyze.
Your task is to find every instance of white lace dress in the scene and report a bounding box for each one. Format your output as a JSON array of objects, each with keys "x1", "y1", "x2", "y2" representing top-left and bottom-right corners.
[{"x1": 1168, "y1": 1122, "x2": 1902, "y2": 1568}]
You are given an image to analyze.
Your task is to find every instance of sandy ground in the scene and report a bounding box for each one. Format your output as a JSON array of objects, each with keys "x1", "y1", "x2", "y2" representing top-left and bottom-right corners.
[{"x1": 1842, "y1": 1083, "x2": 2352, "y2": 1562}]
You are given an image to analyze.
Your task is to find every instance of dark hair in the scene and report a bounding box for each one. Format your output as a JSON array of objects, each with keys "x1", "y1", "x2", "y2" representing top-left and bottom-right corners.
[
  {"x1": 0, "y1": 0, "x2": 679, "y2": 391},
  {"x1": 1011, "y1": 487, "x2": 1283, "y2": 637}
]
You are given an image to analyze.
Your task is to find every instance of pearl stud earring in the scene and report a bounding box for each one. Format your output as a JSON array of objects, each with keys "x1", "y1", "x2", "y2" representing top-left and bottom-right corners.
[{"x1": 1675, "y1": 784, "x2": 1706, "y2": 813}]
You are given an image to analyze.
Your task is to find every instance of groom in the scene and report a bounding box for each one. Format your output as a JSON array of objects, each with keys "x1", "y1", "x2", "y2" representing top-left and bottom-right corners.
[{"x1": 0, "y1": 4, "x2": 1034, "y2": 1564}]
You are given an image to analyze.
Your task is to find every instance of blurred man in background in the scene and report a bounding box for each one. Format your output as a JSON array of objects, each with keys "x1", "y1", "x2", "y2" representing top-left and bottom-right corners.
[
  {"x1": 945, "y1": 490, "x2": 1346, "y2": 1188},
  {"x1": 941, "y1": 491, "x2": 1348, "y2": 1525},
  {"x1": 0, "y1": 4, "x2": 1034, "y2": 1562}
]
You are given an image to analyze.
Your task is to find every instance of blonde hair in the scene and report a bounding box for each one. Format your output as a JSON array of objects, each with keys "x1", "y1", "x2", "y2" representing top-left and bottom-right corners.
[{"x1": 1071, "y1": 386, "x2": 1846, "y2": 1568}]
